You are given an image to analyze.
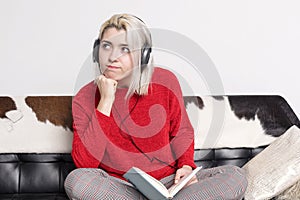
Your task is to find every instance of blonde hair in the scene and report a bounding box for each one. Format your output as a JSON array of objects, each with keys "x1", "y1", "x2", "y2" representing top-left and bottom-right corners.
[{"x1": 98, "y1": 13, "x2": 154, "y2": 99}]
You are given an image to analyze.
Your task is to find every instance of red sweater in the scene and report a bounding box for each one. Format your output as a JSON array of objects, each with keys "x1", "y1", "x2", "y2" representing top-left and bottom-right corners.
[{"x1": 72, "y1": 67, "x2": 196, "y2": 180}]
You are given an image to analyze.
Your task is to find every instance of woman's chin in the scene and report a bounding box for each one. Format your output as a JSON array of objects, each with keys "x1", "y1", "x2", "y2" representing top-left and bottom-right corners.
[{"x1": 103, "y1": 72, "x2": 118, "y2": 80}]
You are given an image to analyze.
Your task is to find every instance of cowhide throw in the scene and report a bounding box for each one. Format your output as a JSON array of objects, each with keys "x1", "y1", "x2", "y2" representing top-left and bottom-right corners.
[{"x1": 0, "y1": 95, "x2": 299, "y2": 152}]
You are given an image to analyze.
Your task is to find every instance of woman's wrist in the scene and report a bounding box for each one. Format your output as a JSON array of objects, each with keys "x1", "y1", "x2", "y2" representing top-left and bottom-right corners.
[{"x1": 97, "y1": 98, "x2": 114, "y2": 116}]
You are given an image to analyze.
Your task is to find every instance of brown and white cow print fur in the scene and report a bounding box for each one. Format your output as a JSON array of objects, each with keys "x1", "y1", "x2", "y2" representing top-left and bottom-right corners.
[
  {"x1": 184, "y1": 96, "x2": 300, "y2": 149},
  {"x1": 0, "y1": 95, "x2": 299, "y2": 152},
  {"x1": 0, "y1": 96, "x2": 73, "y2": 153}
]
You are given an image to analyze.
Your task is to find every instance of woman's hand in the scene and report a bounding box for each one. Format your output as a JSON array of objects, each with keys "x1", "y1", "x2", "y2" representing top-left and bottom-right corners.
[
  {"x1": 96, "y1": 75, "x2": 118, "y2": 116},
  {"x1": 174, "y1": 165, "x2": 198, "y2": 187},
  {"x1": 96, "y1": 75, "x2": 118, "y2": 100}
]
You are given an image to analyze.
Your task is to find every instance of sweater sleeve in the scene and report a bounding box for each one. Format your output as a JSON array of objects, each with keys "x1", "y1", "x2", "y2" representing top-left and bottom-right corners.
[
  {"x1": 71, "y1": 84, "x2": 113, "y2": 168},
  {"x1": 167, "y1": 72, "x2": 197, "y2": 169}
]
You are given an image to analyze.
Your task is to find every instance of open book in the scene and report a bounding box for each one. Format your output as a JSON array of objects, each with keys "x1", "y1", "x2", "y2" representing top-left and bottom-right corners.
[{"x1": 123, "y1": 166, "x2": 202, "y2": 200}]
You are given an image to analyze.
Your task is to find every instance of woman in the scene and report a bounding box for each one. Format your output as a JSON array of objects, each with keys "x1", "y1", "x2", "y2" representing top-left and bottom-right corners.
[{"x1": 65, "y1": 13, "x2": 247, "y2": 200}]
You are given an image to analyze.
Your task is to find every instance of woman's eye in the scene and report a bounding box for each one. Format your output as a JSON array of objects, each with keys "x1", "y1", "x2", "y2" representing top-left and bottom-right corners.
[
  {"x1": 121, "y1": 47, "x2": 130, "y2": 53},
  {"x1": 101, "y1": 43, "x2": 111, "y2": 50}
]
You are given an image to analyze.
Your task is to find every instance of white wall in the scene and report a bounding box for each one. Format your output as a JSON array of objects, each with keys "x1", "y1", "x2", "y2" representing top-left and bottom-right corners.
[{"x1": 1, "y1": 0, "x2": 300, "y2": 117}]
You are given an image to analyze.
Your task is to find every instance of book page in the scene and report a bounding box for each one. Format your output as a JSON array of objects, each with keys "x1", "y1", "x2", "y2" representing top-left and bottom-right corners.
[{"x1": 168, "y1": 166, "x2": 202, "y2": 197}]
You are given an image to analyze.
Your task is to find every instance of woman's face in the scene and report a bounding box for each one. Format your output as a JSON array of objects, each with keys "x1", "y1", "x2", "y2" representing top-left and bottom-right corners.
[{"x1": 99, "y1": 27, "x2": 135, "y2": 87}]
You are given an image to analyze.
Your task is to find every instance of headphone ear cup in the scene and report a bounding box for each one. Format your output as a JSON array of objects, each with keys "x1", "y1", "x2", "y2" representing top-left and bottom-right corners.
[
  {"x1": 93, "y1": 39, "x2": 100, "y2": 63},
  {"x1": 141, "y1": 45, "x2": 152, "y2": 71}
]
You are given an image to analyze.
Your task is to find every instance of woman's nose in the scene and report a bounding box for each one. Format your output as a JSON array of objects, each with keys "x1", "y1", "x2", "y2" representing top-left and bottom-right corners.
[{"x1": 108, "y1": 48, "x2": 121, "y2": 62}]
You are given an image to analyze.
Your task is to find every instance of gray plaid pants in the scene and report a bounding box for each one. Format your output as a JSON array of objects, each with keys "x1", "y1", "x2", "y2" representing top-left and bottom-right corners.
[{"x1": 64, "y1": 165, "x2": 247, "y2": 200}]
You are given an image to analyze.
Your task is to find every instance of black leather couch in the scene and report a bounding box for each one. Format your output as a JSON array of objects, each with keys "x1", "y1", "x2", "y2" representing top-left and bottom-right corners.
[
  {"x1": 1, "y1": 95, "x2": 299, "y2": 199},
  {"x1": 0, "y1": 146, "x2": 267, "y2": 199}
]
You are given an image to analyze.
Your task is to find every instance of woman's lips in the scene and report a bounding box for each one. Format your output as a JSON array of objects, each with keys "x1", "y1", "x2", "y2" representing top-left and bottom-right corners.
[{"x1": 107, "y1": 65, "x2": 120, "y2": 69}]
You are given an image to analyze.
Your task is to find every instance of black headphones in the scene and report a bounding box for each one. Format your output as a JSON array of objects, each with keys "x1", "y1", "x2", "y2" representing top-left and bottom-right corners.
[{"x1": 92, "y1": 15, "x2": 152, "y2": 72}]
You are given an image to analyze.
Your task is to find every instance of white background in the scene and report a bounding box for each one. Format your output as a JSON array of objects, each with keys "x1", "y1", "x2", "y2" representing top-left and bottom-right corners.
[{"x1": 1, "y1": 0, "x2": 300, "y2": 117}]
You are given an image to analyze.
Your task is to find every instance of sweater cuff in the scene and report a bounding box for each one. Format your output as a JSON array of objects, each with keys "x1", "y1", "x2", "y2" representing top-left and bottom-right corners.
[
  {"x1": 177, "y1": 160, "x2": 197, "y2": 169},
  {"x1": 95, "y1": 109, "x2": 113, "y2": 131},
  {"x1": 95, "y1": 109, "x2": 112, "y2": 120}
]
